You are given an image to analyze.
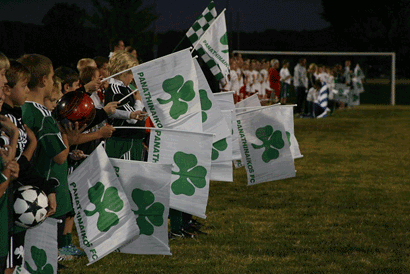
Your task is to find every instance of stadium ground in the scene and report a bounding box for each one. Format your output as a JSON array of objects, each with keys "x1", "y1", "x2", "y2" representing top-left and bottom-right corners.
[{"x1": 62, "y1": 105, "x2": 410, "y2": 273}]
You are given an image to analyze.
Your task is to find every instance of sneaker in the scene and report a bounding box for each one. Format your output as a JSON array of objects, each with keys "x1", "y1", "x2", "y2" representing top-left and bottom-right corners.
[
  {"x1": 169, "y1": 230, "x2": 185, "y2": 240},
  {"x1": 180, "y1": 228, "x2": 195, "y2": 238},
  {"x1": 58, "y1": 246, "x2": 74, "y2": 261},
  {"x1": 67, "y1": 243, "x2": 86, "y2": 257},
  {"x1": 184, "y1": 225, "x2": 208, "y2": 235},
  {"x1": 188, "y1": 219, "x2": 203, "y2": 229}
]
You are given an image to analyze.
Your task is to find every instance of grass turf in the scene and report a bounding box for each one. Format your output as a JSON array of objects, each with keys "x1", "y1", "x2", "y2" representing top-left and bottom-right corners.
[{"x1": 61, "y1": 105, "x2": 410, "y2": 273}]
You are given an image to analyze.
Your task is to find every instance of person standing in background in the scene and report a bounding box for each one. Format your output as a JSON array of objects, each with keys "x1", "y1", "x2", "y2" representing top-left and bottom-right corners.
[
  {"x1": 279, "y1": 60, "x2": 292, "y2": 105},
  {"x1": 293, "y1": 58, "x2": 308, "y2": 116}
]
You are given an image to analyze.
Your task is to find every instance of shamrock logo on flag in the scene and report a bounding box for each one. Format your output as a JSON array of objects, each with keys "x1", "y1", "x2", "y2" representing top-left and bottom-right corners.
[
  {"x1": 25, "y1": 246, "x2": 53, "y2": 274},
  {"x1": 171, "y1": 151, "x2": 207, "y2": 196},
  {"x1": 199, "y1": 89, "x2": 212, "y2": 123},
  {"x1": 251, "y1": 125, "x2": 285, "y2": 163},
  {"x1": 220, "y1": 32, "x2": 229, "y2": 54},
  {"x1": 212, "y1": 138, "x2": 228, "y2": 160},
  {"x1": 84, "y1": 182, "x2": 124, "y2": 232},
  {"x1": 131, "y1": 189, "x2": 165, "y2": 236},
  {"x1": 157, "y1": 75, "x2": 196, "y2": 120}
]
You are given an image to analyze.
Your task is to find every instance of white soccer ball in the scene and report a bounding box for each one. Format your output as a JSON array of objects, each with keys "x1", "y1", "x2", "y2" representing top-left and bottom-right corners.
[{"x1": 13, "y1": 185, "x2": 49, "y2": 228}]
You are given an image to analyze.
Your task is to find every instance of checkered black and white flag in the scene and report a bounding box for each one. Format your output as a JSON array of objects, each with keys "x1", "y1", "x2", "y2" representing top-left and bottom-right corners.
[{"x1": 186, "y1": 1, "x2": 224, "y2": 81}]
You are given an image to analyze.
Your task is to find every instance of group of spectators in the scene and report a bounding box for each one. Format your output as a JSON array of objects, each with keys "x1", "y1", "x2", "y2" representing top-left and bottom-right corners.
[{"x1": 222, "y1": 54, "x2": 360, "y2": 117}]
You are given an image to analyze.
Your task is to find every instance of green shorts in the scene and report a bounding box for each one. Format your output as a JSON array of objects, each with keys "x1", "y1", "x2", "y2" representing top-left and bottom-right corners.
[{"x1": 105, "y1": 137, "x2": 143, "y2": 161}]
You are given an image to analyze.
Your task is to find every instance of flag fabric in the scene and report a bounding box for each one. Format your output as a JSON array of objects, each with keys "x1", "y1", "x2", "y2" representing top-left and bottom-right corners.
[
  {"x1": 195, "y1": 10, "x2": 230, "y2": 79},
  {"x1": 194, "y1": 58, "x2": 230, "y2": 141},
  {"x1": 185, "y1": 1, "x2": 224, "y2": 81},
  {"x1": 186, "y1": 1, "x2": 217, "y2": 47},
  {"x1": 210, "y1": 110, "x2": 233, "y2": 182},
  {"x1": 236, "y1": 106, "x2": 296, "y2": 185},
  {"x1": 275, "y1": 106, "x2": 303, "y2": 159},
  {"x1": 109, "y1": 159, "x2": 172, "y2": 255},
  {"x1": 14, "y1": 218, "x2": 59, "y2": 274},
  {"x1": 148, "y1": 129, "x2": 213, "y2": 218},
  {"x1": 318, "y1": 83, "x2": 329, "y2": 116},
  {"x1": 334, "y1": 83, "x2": 350, "y2": 104},
  {"x1": 351, "y1": 64, "x2": 365, "y2": 105},
  {"x1": 67, "y1": 144, "x2": 139, "y2": 265},
  {"x1": 235, "y1": 93, "x2": 261, "y2": 113},
  {"x1": 214, "y1": 92, "x2": 242, "y2": 161},
  {"x1": 131, "y1": 48, "x2": 202, "y2": 132}
]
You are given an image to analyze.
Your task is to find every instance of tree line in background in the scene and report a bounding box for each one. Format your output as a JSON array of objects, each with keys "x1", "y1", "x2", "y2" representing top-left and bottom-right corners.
[{"x1": 0, "y1": 0, "x2": 409, "y2": 77}]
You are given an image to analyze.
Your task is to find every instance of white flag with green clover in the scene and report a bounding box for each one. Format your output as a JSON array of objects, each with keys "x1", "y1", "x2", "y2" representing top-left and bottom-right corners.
[
  {"x1": 236, "y1": 106, "x2": 296, "y2": 185},
  {"x1": 210, "y1": 110, "x2": 233, "y2": 182},
  {"x1": 148, "y1": 129, "x2": 213, "y2": 218},
  {"x1": 214, "y1": 92, "x2": 242, "y2": 161},
  {"x1": 195, "y1": 10, "x2": 230, "y2": 79},
  {"x1": 186, "y1": 1, "x2": 217, "y2": 47},
  {"x1": 194, "y1": 58, "x2": 230, "y2": 142},
  {"x1": 109, "y1": 159, "x2": 172, "y2": 255},
  {"x1": 14, "y1": 218, "x2": 59, "y2": 274},
  {"x1": 132, "y1": 48, "x2": 202, "y2": 132},
  {"x1": 68, "y1": 144, "x2": 139, "y2": 265}
]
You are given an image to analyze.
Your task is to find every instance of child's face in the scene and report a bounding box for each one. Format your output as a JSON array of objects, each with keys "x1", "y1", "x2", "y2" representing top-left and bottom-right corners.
[
  {"x1": 0, "y1": 68, "x2": 7, "y2": 90},
  {"x1": 10, "y1": 76, "x2": 30, "y2": 106},
  {"x1": 44, "y1": 89, "x2": 62, "y2": 111},
  {"x1": 44, "y1": 66, "x2": 55, "y2": 98},
  {"x1": 65, "y1": 80, "x2": 80, "y2": 93},
  {"x1": 0, "y1": 87, "x2": 5, "y2": 111},
  {"x1": 119, "y1": 72, "x2": 134, "y2": 87},
  {"x1": 92, "y1": 70, "x2": 100, "y2": 81},
  {"x1": 99, "y1": 63, "x2": 109, "y2": 78}
]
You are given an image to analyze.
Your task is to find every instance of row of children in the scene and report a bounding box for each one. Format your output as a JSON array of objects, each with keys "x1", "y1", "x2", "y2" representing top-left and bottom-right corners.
[
  {"x1": 221, "y1": 55, "x2": 293, "y2": 105},
  {"x1": 0, "y1": 49, "x2": 196, "y2": 273}
]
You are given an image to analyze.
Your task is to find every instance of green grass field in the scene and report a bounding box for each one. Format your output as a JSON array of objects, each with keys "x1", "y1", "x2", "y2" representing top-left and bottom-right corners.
[{"x1": 62, "y1": 105, "x2": 410, "y2": 273}]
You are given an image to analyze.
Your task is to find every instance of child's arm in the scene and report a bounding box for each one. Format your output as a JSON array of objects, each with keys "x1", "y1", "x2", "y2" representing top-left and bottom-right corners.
[
  {"x1": 71, "y1": 124, "x2": 115, "y2": 145},
  {"x1": 21, "y1": 124, "x2": 37, "y2": 161},
  {"x1": 0, "y1": 115, "x2": 19, "y2": 162}
]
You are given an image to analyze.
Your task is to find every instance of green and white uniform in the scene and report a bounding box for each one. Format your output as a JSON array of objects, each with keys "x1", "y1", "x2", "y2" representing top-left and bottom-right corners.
[{"x1": 21, "y1": 102, "x2": 71, "y2": 218}]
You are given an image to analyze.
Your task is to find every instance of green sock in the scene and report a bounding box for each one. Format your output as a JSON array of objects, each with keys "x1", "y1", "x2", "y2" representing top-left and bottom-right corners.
[{"x1": 66, "y1": 233, "x2": 72, "y2": 246}]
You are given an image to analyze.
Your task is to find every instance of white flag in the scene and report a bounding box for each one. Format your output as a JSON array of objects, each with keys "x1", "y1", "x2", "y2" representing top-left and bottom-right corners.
[
  {"x1": 194, "y1": 58, "x2": 230, "y2": 142},
  {"x1": 236, "y1": 106, "x2": 296, "y2": 185},
  {"x1": 68, "y1": 144, "x2": 139, "y2": 265},
  {"x1": 276, "y1": 106, "x2": 303, "y2": 159},
  {"x1": 235, "y1": 93, "x2": 261, "y2": 112},
  {"x1": 132, "y1": 49, "x2": 202, "y2": 132},
  {"x1": 196, "y1": 10, "x2": 230, "y2": 79},
  {"x1": 15, "y1": 218, "x2": 59, "y2": 274},
  {"x1": 214, "y1": 92, "x2": 242, "y2": 161},
  {"x1": 109, "y1": 159, "x2": 172, "y2": 255},
  {"x1": 210, "y1": 110, "x2": 233, "y2": 182},
  {"x1": 148, "y1": 129, "x2": 213, "y2": 218}
]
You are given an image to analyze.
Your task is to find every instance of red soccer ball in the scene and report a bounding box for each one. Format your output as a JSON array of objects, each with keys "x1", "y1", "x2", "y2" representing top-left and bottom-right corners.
[{"x1": 53, "y1": 90, "x2": 96, "y2": 129}]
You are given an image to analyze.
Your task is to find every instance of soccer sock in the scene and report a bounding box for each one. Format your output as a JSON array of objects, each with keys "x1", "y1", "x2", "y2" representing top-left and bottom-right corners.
[
  {"x1": 169, "y1": 209, "x2": 182, "y2": 232},
  {"x1": 66, "y1": 233, "x2": 72, "y2": 246},
  {"x1": 182, "y1": 213, "x2": 192, "y2": 230}
]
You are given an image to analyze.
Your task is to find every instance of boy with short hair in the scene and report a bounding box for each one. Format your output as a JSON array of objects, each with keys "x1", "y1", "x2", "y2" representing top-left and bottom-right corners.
[
  {"x1": 54, "y1": 66, "x2": 80, "y2": 94},
  {"x1": 18, "y1": 54, "x2": 82, "y2": 263}
]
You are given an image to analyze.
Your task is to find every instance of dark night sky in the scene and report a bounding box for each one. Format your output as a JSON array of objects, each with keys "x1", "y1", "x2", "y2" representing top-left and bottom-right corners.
[{"x1": 0, "y1": 0, "x2": 330, "y2": 33}]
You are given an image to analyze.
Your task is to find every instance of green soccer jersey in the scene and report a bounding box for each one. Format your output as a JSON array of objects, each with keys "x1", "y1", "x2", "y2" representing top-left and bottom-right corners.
[{"x1": 21, "y1": 102, "x2": 72, "y2": 218}]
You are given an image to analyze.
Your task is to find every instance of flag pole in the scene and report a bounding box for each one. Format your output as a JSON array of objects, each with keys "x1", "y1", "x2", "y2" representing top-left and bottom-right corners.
[
  {"x1": 190, "y1": 8, "x2": 227, "y2": 54},
  {"x1": 113, "y1": 126, "x2": 215, "y2": 136},
  {"x1": 172, "y1": 35, "x2": 187, "y2": 53}
]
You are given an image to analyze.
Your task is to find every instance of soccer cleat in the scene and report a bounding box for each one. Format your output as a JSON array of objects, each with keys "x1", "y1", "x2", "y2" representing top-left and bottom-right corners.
[
  {"x1": 67, "y1": 244, "x2": 86, "y2": 257},
  {"x1": 58, "y1": 247, "x2": 74, "y2": 261}
]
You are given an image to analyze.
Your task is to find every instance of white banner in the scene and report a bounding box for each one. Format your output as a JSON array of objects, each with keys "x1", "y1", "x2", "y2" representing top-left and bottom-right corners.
[
  {"x1": 214, "y1": 92, "x2": 242, "y2": 161},
  {"x1": 210, "y1": 110, "x2": 233, "y2": 182},
  {"x1": 236, "y1": 106, "x2": 296, "y2": 185},
  {"x1": 194, "y1": 58, "x2": 230, "y2": 142},
  {"x1": 148, "y1": 129, "x2": 213, "y2": 218},
  {"x1": 109, "y1": 159, "x2": 172, "y2": 255},
  {"x1": 15, "y1": 218, "x2": 59, "y2": 274},
  {"x1": 68, "y1": 144, "x2": 139, "y2": 265},
  {"x1": 235, "y1": 93, "x2": 261, "y2": 112},
  {"x1": 196, "y1": 10, "x2": 230, "y2": 79},
  {"x1": 132, "y1": 48, "x2": 202, "y2": 132},
  {"x1": 276, "y1": 106, "x2": 303, "y2": 159}
]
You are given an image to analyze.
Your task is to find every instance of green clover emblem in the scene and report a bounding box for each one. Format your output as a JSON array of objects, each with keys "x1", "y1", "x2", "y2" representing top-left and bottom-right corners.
[
  {"x1": 199, "y1": 89, "x2": 212, "y2": 123},
  {"x1": 171, "y1": 151, "x2": 207, "y2": 196},
  {"x1": 25, "y1": 246, "x2": 53, "y2": 274},
  {"x1": 212, "y1": 138, "x2": 228, "y2": 160},
  {"x1": 286, "y1": 131, "x2": 291, "y2": 147},
  {"x1": 84, "y1": 182, "x2": 124, "y2": 232},
  {"x1": 338, "y1": 89, "x2": 344, "y2": 96},
  {"x1": 251, "y1": 125, "x2": 285, "y2": 163},
  {"x1": 131, "y1": 189, "x2": 165, "y2": 236},
  {"x1": 157, "y1": 75, "x2": 196, "y2": 120},
  {"x1": 220, "y1": 33, "x2": 229, "y2": 54}
]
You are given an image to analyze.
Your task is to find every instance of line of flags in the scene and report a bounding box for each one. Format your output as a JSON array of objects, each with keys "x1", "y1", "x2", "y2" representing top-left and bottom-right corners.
[{"x1": 15, "y1": 1, "x2": 304, "y2": 269}]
